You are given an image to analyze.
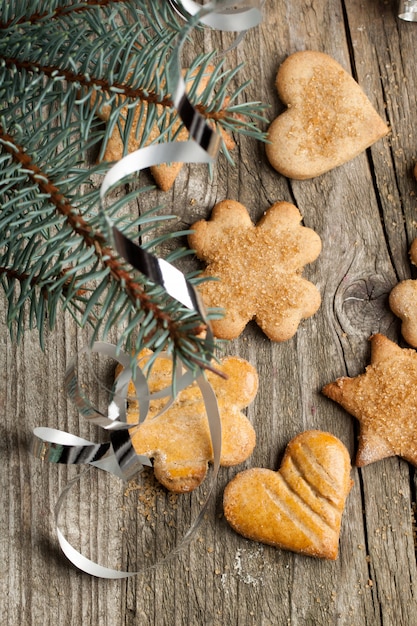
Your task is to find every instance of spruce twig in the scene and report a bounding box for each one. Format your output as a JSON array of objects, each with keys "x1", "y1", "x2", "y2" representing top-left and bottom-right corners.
[{"x1": 0, "y1": 0, "x2": 268, "y2": 372}]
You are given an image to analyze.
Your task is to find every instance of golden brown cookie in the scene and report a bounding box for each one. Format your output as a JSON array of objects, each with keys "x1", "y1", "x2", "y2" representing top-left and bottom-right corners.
[
  {"x1": 322, "y1": 334, "x2": 417, "y2": 467},
  {"x1": 93, "y1": 66, "x2": 235, "y2": 191},
  {"x1": 188, "y1": 199, "x2": 322, "y2": 341},
  {"x1": 266, "y1": 50, "x2": 389, "y2": 180},
  {"x1": 223, "y1": 430, "x2": 353, "y2": 559},
  {"x1": 389, "y1": 239, "x2": 417, "y2": 347},
  {"x1": 121, "y1": 349, "x2": 258, "y2": 492}
]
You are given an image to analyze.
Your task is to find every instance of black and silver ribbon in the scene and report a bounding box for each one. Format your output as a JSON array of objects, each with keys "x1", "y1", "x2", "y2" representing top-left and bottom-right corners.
[
  {"x1": 32, "y1": 342, "x2": 222, "y2": 578},
  {"x1": 32, "y1": 0, "x2": 263, "y2": 578}
]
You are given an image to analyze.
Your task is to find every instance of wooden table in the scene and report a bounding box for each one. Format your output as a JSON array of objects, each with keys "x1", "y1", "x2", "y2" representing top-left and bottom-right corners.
[{"x1": 2, "y1": 1, "x2": 417, "y2": 624}]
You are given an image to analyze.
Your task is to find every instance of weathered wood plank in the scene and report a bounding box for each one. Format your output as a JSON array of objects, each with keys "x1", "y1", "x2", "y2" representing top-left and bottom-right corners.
[{"x1": 2, "y1": 1, "x2": 417, "y2": 625}]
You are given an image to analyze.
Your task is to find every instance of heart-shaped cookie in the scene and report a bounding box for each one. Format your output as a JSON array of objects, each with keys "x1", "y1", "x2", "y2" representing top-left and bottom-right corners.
[
  {"x1": 223, "y1": 430, "x2": 353, "y2": 559},
  {"x1": 266, "y1": 50, "x2": 389, "y2": 179}
]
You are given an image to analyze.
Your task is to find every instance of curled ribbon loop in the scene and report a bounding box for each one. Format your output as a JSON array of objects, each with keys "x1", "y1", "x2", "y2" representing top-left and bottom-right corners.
[
  {"x1": 32, "y1": 0, "x2": 263, "y2": 578},
  {"x1": 32, "y1": 342, "x2": 223, "y2": 577}
]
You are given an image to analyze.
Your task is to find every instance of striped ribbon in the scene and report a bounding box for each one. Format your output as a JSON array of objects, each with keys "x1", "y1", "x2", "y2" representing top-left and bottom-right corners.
[{"x1": 31, "y1": 0, "x2": 263, "y2": 578}]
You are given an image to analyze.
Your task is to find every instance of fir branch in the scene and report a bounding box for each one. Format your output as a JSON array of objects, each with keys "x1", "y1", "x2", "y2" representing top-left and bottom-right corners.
[
  {"x1": 0, "y1": 125, "x2": 207, "y2": 346},
  {"x1": 1, "y1": 56, "x2": 174, "y2": 109},
  {"x1": 1, "y1": 51, "x2": 256, "y2": 138},
  {"x1": 0, "y1": 0, "x2": 268, "y2": 372},
  {"x1": 0, "y1": 264, "x2": 86, "y2": 300},
  {"x1": 0, "y1": 0, "x2": 123, "y2": 28}
]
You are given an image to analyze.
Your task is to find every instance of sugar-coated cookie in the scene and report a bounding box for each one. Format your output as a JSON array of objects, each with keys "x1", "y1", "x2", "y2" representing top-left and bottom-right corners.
[
  {"x1": 223, "y1": 430, "x2": 353, "y2": 560},
  {"x1": 323, "y1": 334, "x2": 417, "y2": 467},
  {"x1": 92, "y1": 66, "x2": 234, "y2": 191},
  {"x1": 188, "y1": 199, "x2": 321, "y2": 341},
  {"x1": 266, "y1": 50, "x2": 389, "y2": 180},
  {"x1": 389, "y1": 238, "x2": 417, "y2": 347},
  {"x1": 119, "y1": 349, "x2": 258, "y2": 492}
]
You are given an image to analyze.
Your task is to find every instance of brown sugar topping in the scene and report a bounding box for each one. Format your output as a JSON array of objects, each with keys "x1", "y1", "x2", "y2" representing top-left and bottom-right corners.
[
  {"x1": 293, "y1": 66, "x2": 363, "y2": 159},
  {"x1": 188, "y1": 200, "x2": 322, "y2": 342},
  {"x1": 322, "y1": 334, "x2": 417, "y2": 467}
]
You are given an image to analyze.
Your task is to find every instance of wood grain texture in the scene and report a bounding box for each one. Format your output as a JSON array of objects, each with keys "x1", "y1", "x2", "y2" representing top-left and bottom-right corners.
[{"x1": 2, "y1": 0, "x2": 417, "y2": 624}]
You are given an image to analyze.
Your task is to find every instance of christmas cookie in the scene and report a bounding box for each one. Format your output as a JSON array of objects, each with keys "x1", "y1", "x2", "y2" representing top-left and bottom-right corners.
[
  {"x1": 188, "y1": 199, "x2": 322, "y2": 341},
  {"x1": 93, "y1": 66, "x2": 235, "y2": 190},
  {"x1": 322, "y1": 334, "x2": 417, "y2": 467},
  {"x1": 120, "y1": 349, "x2": 258, "y2": 492},
  {"x1": 266, "y1": 50, "x2": 389, "y2": 179},
  {"x1": 389, "y1": 238, "x2": 417, "y2": 347},
  {"x1": 223, "y1": 430, "x2": 353, "y2": 560}
]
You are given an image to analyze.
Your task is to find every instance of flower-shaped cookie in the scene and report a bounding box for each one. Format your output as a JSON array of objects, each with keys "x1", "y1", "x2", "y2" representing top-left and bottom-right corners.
[
  {"x1": 188, "y1": 200, "x2": 322, "y2": 341},
  {"x1": 323, "y1": 334, "x2": 417, "y2": 467},
  {"x1": 122, "y1": 349, "x2": 258, "y2": 492},
  {"x1": 92, "y1": 66, "x2": 234, "y2": 191},
  {"x1": 389, "y1": 238, "x2": 417, "y2": 347}
]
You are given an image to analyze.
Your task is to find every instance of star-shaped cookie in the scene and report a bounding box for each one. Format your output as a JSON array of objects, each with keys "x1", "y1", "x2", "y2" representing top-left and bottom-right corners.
[
  {"x1": 322, "y1": 334, "x2": 417, "y2": 467},
  {"x1": 188, "y1": 199, "x2": 322, "y2": 341},
  {"x1": 94, "y1": 67, "x2": 235, "y2": 191},
  {"x1": 121, "y1": 349, "x2": 258, "y2": 492}
]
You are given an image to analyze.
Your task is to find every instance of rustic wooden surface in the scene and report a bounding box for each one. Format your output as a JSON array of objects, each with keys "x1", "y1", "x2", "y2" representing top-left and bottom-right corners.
[{"x1": 2, "y1": 0, "x2": 417, "y2": 624}]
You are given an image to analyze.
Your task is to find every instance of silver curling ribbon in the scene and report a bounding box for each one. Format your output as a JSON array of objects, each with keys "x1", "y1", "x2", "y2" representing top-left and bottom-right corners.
[
  {"x1": 398, "y1": 0, "x2": 417, "y2": 20},
  {"x1": 32, "y1": 342, "x2": 203, "y2": 477},
  {"x1": 168, "y1": 0, "x2": 263, "y2": 30},
  {"x1": 32, "y1": 343, "x2": 223, "y2": 578},
  {"x1": 32, "y1": 0, "x2": 264, "y2": 578},
  {"x1": 32, "y1": 342, "x2": 154, "y2": 481}
]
